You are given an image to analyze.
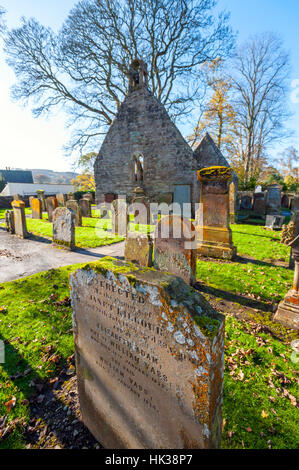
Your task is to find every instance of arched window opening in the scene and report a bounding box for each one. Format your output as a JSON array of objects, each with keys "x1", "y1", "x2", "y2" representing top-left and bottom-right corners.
[{"x1": 133, "y1": 154, "x2": 144, "y2": 182}]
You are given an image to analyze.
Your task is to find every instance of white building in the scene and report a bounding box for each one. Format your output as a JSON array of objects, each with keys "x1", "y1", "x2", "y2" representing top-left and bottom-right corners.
[{"x1": 1, "y1": 182, "x2": 75, "y2": 197}]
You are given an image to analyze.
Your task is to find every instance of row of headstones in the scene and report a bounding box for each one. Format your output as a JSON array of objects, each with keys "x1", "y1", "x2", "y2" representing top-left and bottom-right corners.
[{"x1": 30, "y1": 193, "x2": 92, "y2": 222}]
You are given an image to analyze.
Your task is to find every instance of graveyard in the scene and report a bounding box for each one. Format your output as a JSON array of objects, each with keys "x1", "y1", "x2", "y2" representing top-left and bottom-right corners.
[{"x1": 0, "y1": 197, "x2": 298, "y2": 449}]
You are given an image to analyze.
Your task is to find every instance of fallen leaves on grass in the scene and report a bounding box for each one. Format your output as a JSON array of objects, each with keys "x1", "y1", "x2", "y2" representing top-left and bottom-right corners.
[{"x1": 4, "y1": 396, "x2": 16, "y2": 413}]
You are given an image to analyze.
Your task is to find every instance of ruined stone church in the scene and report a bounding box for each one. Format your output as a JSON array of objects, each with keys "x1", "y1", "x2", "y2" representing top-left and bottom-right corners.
[{"x1": 94, "y1": 59, "x2": 234, "y2": 210}]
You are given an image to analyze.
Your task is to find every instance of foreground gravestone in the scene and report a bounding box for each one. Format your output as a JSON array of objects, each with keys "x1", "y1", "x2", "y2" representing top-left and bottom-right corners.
[
  {"x1": 56, "y1": 193, "x2": 67, "y2": 207},
  {"x1": 66, "y1": 200, "x2": 82, "y2": 227},
  {"x1": 79, "y1": 198, "x2": 92, "y2": 218},
  {"x1": 11, "y1": 200, "x2": 28, "y2": 239},
  {"x1": 130, "y1": 187, "x2": 153, "y2": 225},
  {"x1": 52, "y1": 207, "x2": 75, "y2": 250},
  {"x1": 154, "y1": 215, "x2": 196, "y2": 285},
  {"x1": 196, "y1": 167, "x2": 237, "y2": 260},
  {"x1": 31, "y1": 198, "x2": 42, "y2": 219},
  {"x1": 124, "y1": 232, "x2": 153, "y2": 267},
  {"x1": 112, "y1": 199, "x2": 128, "y2": 236},
  {"x1": 46, "y1": 197, "x2": 58, "y2": 222},
  {"x1": 5, "y1": 210, "x2": 15, "y2": 234},
  {"x1": 70, "y1": 257, "x2": 225, "y2": 449}
]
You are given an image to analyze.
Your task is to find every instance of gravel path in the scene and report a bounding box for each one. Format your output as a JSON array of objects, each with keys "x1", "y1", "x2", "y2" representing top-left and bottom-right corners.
[{"x1": 0, "y1": 227, "x2": 125, "y2": 283}]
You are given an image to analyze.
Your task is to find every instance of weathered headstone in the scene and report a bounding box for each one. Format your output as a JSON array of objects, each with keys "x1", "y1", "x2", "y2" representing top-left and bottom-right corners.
[
  {"x1": 52, "y1": 207, "x2": 75, "y2": 250},
  {"x1": 281, "y1": 194, "x2": 289, "y2": 209},
  {"x1": 70, "y1": 257, "x2": 225, "y2": 449},
  {"x1": 83, "y1": 193, "x2": 94, "y2": 202},
  {"x1": 104, "y1": 193, "x2": 116, "y2": 204},
  {"x1": 240, "y1": 194, "x2": 252, "y2": 210},
  {"x1": 11, "y1": 200, "x2": 28, "y2": 239},
  {"x1": 79, "y1": 198, "x2": 92, "y2": 218},
  {"x1": 291, "y1": 197, "x2": 299, "y2": 212},
  {"x1": 66, "y1": 200, "x2": 82, "y2": 227},
  {"x1": 37, "y1": 190, "x2": 46, "y2": 212},
  {"x1": 266, "y1": 184, "x2": 281, "y2": 215},
  {"x1": 31, "y1": 198, "x2": 42, "y2": 220},
  {"x1": 46, "y1": 197, "x2": 58, "y2": 223},
  {"x1": 154, "y1": 215, "x2": 196, "y2": 285},
  {"x1": 130, "y1": 187, "x2": 153, "y2": 225},
  {"x1": 196, "y1": 167, "x2": 237, "y2": 260},
  {"x1": 29, "y1": 196, "x2": 34, "y2": 209},
  {"x1": 111, "y1": 199, "x2": 128, "y2": 236},
  {"x1": 124, "y1": 232, "x2": 153, "y2": 267},
  {"x1": 56, "y1": 193, "x2": 67, "y2": 207},
  {"x1": 5, "y1": 210, "x2": 15, "y2": 234},
  {"x1": 67, "y1": 192, "x2": 75, "y2": 201}
]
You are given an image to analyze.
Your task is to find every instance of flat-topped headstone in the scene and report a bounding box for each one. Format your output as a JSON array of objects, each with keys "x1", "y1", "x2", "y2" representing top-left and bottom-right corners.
[
  {"x1": 5, "y1": 210, "x2": 15, "y2": 234},
  {"x1": 130, "y1": 187, "x2": 153, "y2": 225},
  {"x1": 124, "y1": 232, "x2": 153, "y2": 267},
  {"x1": 66, "y1": 199, "x2": 82, "y2": 227},
  {"x1": 11, "y1": 200, "x2": 28, "y2": 239},
  {"x1": 52, "y1": 207, "x2": 75, "y2": 250},
  {"x1": 253, "y1": 192, "x2": 266, "y2": 215},
  {"x1": 196, "y1": 167, "x2": 237, "y2": 260},
  {"x1": 31, "y1": 197, "x2": 42, "y2": 219},
  {"x1": 70, "y1": 257, "x2": 225, "y2": 449},
  {"x1": 56, "y1": 193, "x2": 67, "y2": 207},
  {"x1": 154, "y1": 215, "x2": 196, "y2": 285},
  {"x1": 79, "y1": 198, "x2": 92, "y2": 218}
]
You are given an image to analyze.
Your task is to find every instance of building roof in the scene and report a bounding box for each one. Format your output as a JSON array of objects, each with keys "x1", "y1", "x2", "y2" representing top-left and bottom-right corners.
[{"x1": 0, "y1": 169, "x2": 34, "y2": 184}]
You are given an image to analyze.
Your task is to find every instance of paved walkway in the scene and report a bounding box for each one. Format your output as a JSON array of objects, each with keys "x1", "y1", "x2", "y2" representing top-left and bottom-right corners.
[{"x1": 0, "y1": 227, "x2": 125, "y2": 283}]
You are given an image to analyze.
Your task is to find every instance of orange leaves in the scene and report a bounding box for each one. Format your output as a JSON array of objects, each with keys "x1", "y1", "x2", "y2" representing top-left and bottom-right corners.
[{"x1": 4, "y1": 396, "x2": 16, "y2": 413}]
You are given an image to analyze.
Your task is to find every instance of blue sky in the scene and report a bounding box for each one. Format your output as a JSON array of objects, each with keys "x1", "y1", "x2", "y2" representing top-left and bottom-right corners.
[{"x1": 0, "y1": 0, "x2": 298, "y2": 172}]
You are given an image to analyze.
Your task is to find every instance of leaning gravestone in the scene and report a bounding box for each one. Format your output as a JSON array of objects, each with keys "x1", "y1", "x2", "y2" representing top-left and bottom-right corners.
[
  {"x1": 154, "y1": 215, "x2": 196, "y2": 285},
  {"x1": 46, "y1": 197, "x2": 58, "y2": 223},
  {"x1": 70, "y1": 257, "x2": 225, "y2": 449},
  {"x1": 11, "y1": 200, "x2": 28, "y2": 239},
  {"x1": 52, "y1": 207, "x2": 75, "y2": 250},
  {"x1": 31, "y1": 198, "x2": 42, "y2": 220},
  {"x1": 5, "y1": 210, "x2": 15, "y2": 234},
  {"x1": 66, "y1": 200, "x2": 82, "y2": 227},
  {"x1": 124, "y1": 232, "x2": 153, "y2": 267},
  {"x1": 79, "y1": 198, "x2": 92, "y2": 218}
]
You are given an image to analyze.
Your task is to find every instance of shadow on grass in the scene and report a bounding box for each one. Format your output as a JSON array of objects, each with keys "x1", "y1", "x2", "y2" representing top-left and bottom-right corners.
[
  {"x1": 237, "y1": 255, "x2": 290, "y2": 270},
  {"x1": 0, "y1": 336, "x2": 97, "y2": 449},
  {"x1": 193, "y1": 281, "x2": 273, "y2": 313}
]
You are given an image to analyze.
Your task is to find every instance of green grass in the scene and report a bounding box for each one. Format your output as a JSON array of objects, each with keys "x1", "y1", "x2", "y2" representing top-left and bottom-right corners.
[
  {"x1": 222, "y1": 314, "x2": 299, "y2": 449},
  {"x1": 25, "y1": 216, "x2": 123, "y2": 248},
  {"x1": 196, "y1": 223, "x2": 292, "y2": 304},
  {"x1": 0, "y1": 265, "x2": 298, "y2": 449}
]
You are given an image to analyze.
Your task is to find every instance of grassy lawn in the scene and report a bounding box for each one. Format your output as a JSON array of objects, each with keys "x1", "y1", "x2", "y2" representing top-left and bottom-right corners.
[
  {"x1": 196, "y1": 223, "x2": 292, "y2": 305},
  {"x1": 25, "y1": 215, "x2": 123, "y2": 248},
  {"x1": 0, "y1": 264, "x2": 298, "y2": 449}
]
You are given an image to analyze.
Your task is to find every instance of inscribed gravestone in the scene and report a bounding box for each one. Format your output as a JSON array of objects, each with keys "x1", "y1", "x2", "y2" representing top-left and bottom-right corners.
[
  {"x1": 53, "y1": 207, "x2": 75, "y2": 250},
  {"x1": 79, "y1": 198, "x2": 92, "y2": 218},
  {"x1": 154, "y1": 215, "x2": 196, "y2": 285},
  {"x1": 11, "y1": 200, "x2": 28, "y2": 239},
  {"x1": 70, "y1": 257, "x2": 225, "y2": 449},
  {"x1": 196, "y1": 167, "x2": 237, "y2": 260},
  {"x1": 66, "y1": 200, "x2": 82, "y2": 227},
  {"x1": 124, "y1": 232, "x2": 153, "y2": 267},
  {"x1": 266, "y1": 184, "x2": 281, "y2": 215},
  {"x1": 37, "y1": 190, "x2": 46, "y2": 212},
  {"x1": 31, "y1": 198, "x2": 42, "y2": 220}
]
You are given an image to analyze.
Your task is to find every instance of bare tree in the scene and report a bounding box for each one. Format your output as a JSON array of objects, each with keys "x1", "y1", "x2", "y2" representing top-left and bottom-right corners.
[
  {"x1": 4, "y1": 0, "x2": 234, "y2": 157},
  {"x1": 229, "y1": 32, "x2": 291, "y2": 183},
  {"x1": 0, "y1": 6, "x2": 6, "y2": 34}
]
